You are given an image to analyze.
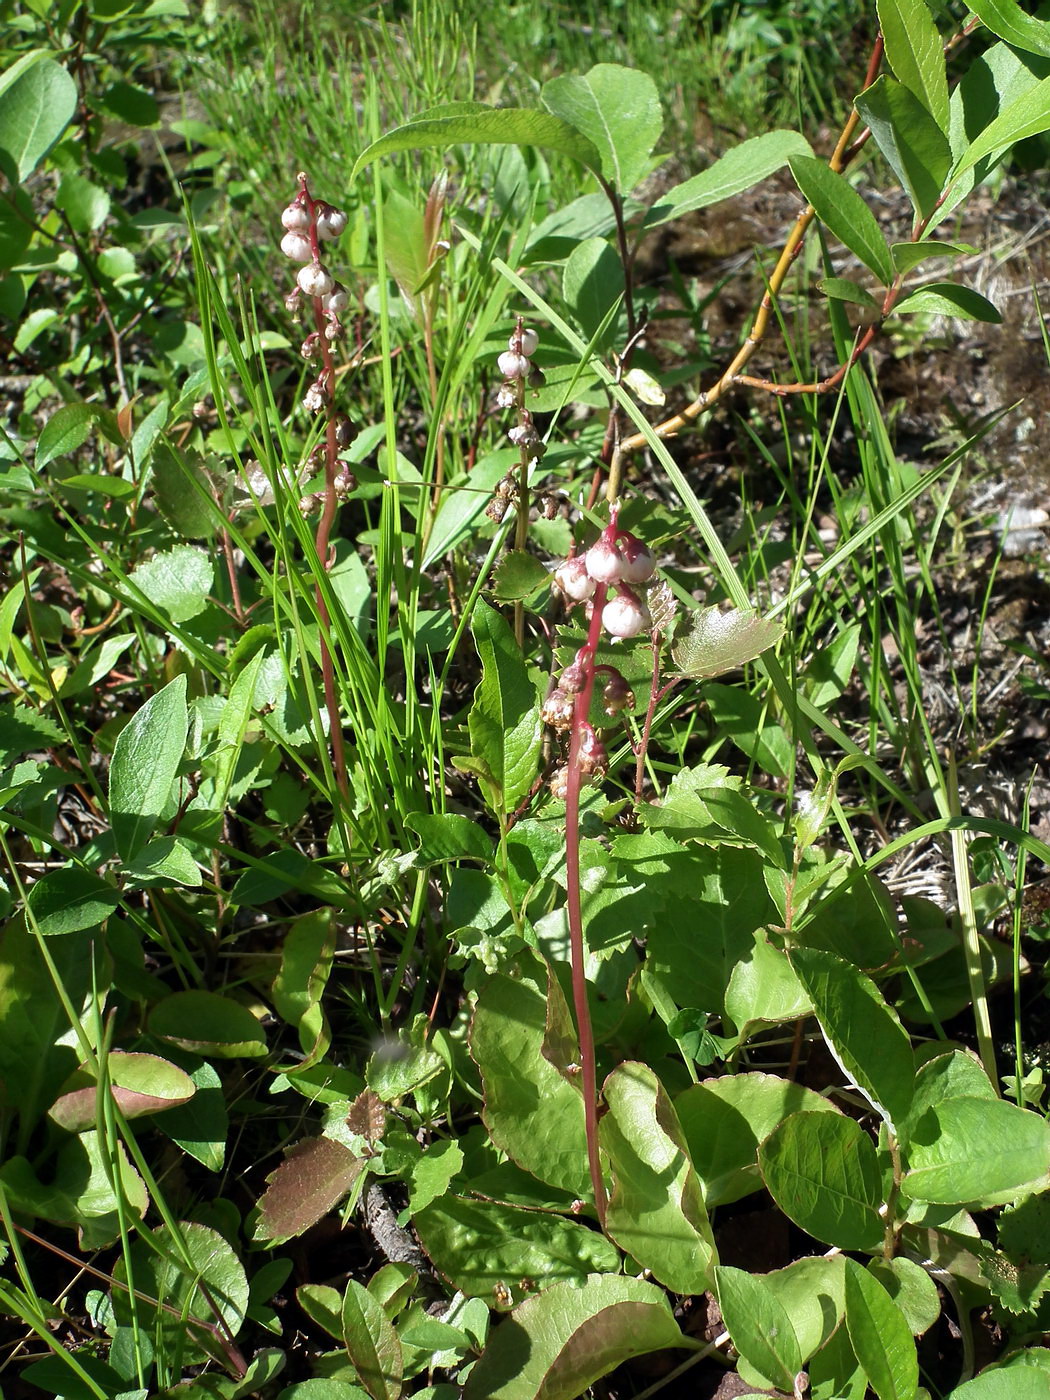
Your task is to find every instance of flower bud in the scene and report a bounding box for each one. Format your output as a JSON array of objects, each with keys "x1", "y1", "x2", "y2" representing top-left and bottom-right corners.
[
  {"x1": 297, "y1": 263, "x2": 335, "y2": 298},
  {"x1": 602, "y1": 591, "x2": 650, "y2": 639},
  {"x1": 554, "y1": 556, "x2": 596, "y2": 603},
  {"x1": 585, "y1": 537, "x2": 622, "y2": 584},
  {"x1": 280, "y1": 231, "x2": 313, "y2": 262},
  {"x1": 498, "y1": 350, "x2": 529, "y2": 379},
  {"x1": 619, "y1": 533, "x2": 656, "y2": 583},
  {"x1": 282, "y1": 202, "x2": 310, "y2": 232},
  {"x1": 560, "y1": 658, "x2": 586, "y2": 693},
  {"x1": 602, "y1": 671, "x2": 635, "y2": 715},
  {"x1": 334, "y1": 414, "x2": 358, "y2": 449},
  {"x1": 519, "y1": 327, "x2": 539, "y2": 356},
  {"x1": 323, "y1": 284, "x2": 349, "y2": 313},
  {"x1": 302, "y1": 379, "x2": 329, "y2": 413},
  {"x1": 315, "y1": 204, "x2": 349, "y2": 240}
]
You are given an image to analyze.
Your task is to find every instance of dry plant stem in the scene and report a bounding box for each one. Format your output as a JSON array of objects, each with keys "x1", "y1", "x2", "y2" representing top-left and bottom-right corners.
[
  {"x1": 615, "y1": 35, "x2": 885, "y2": 461},
  {"x1": 565, "y1": 586, "x2": 610, "y2": 1224}
]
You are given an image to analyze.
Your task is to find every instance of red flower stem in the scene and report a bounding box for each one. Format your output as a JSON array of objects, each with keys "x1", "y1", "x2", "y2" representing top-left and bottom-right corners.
[{"x1": 564, "y1": 583, "x2": 609, "y2": 1224}]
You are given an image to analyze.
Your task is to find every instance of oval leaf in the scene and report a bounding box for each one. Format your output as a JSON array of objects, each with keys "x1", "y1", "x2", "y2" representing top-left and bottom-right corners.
[
  {"x1": 645, "y1": 129, "x2": 812, "y2": 226},
  {"x1": 671, "y1": 605, "x2": 784, "y2": 681},
  {"x1": 894, "y1": 281, "x2": 1002, "y2": 323},
  {"x1": 109, "y1": 674, "x2": 188, "y2": 861},
  {"x1": 541, "y1": 64, "x2": 661, "y2": 192},
  {"x1": 49, "y1": 1051, "x2": 195, "y2": 1133},
  {"x1": 0, "y1": 57, "x2": 77, "y2": 181},
  {"x1": 759, "y1": 1110, "x2": 884, "y2": 1251},
  {"x1": 462, "y1": 1275, "x2": 684, "y2": 1400},
  {"x1": 904, "y1": 1096, "x2": 1050, "y2": 1205},
  {"x1": 25, "y1": 868, "x2": 120, "y2": 936},
  {"x1": 341, "y1": 1280, "x2": 403, "y2": 1400},
  {"x1": 148, "y1": 989, "x2": 267, "y2": 1058},
  {"x1": 789, "y1": 154, "x2": 894, "y2": 284},
  {"x1": 715, "y1": 1264, "x2": 802, "y2": 1394},
  {"x1": 253, "y1": 1137, "x2": 364, "y2": 1245}
]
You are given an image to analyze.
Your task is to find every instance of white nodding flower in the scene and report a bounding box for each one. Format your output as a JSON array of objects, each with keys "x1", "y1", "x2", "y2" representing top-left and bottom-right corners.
[
  {"x1": 585, "y1": 537, "x2": 623, "y2": 584},
  {"x1": 316, "y1": 205, "x2": 349, "y2": 240},
  {"x1": 323, "y1": 285, "x2": 349, "y2": 313},
  {"x1": 619, "y1": 535, "x2": 656, "y2": 583},
  {"x1": 280, "y1": 231, "x2": 313, "y2": 263},
  {"x1": 281, "y1": 203, "x2": 310, "y2": 232},
  {"x1": 519, "y1": 328, "x2": 539, "y2": 356},
  {"x1": 554, "y1": 556, "x2": 597, "y2": 602},
  {"x1": 497, "y1": 350, "x2": 529, "y2": 379},
  {"x1": 297, "y1": 263, "x2": 335, "y2": 298},
  {"x1": 602, "y1": 591, "x2": 650, "y2": 639}
]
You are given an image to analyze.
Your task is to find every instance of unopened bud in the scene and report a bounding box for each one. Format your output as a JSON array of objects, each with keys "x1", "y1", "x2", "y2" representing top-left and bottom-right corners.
[
  {"x1": 280, "y1": 231, "x2": 313, "y2": 262},
  {"x1": 498, "y1": 350, "x2": 529, "y2": 379},
  {"x1": 519, "y1": 327, "x2": 539, "y2": 356},
  {"x1": 281, "y1": 202, "x2": 310, "y2": 233},
  {"x1": 315, "y1": 204, "x2": 349, "y2": 240},
  {"x1": 323, "y1": 284, "x2": 349, "y2": 313},
  {"x1": 602, "y1": 591, "x2": 650, "y2": 639},
  {"x1": 297, "y1": 263, "x2": 335, "y2": 298},
  {"x1": 619, "y1": 533, "x2": 656, "y2": 583},
  {"x1": 586, "y1": 537, "x2": 623, "y2": 584},
  {"x1": 554, "y1": 556, "x2": 596, "y2": 603},
  {"x1": 602, "y1": 672, "x2": 635, "y2": 715}
]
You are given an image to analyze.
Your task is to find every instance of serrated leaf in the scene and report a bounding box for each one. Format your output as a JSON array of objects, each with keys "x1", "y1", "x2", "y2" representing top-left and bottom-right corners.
[
  {"x1": 253, "y1": 1137, "x2": 364, "y2": 1245},
  {"x1": 352, "y1": 107, "x2": 602, "y2": 183},
  {"x1": 461, "y1": 1275, "x2": 684, "y2": 1400},
  {"x1": 855, "y1": 75, "x2": 952, "y2": 218},
  {"x1": 109, "y1": 674, "x2": 188, "y2": 861},
  {"x1": 789, "y1": 155, "x2": 894, "y2": 284},
  {"x1": 894, "y1": 281, "x2": 1002, "y2": 323},
  {"x1": 645, "y1": 129, "x2": 812, "y2": 226},
  {"x1": 671, "y1": 605, "x2": 784, "y2": 681},
  {"x1": 541, "y1": 64, "x2": 662, "y2": 192}
]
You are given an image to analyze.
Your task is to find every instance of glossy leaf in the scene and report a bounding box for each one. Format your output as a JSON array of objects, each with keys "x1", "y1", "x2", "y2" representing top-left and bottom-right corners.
[
  {"x1": 49, "y1": 1051, "x2": 195, "y2": 1133},
  {"x1": 109, "y1": 674, "x2": 188, "y2": 861},
  {"x1": 159, "y1": 1058, "x2": 227, "y2": 1172},
  {"x1": 148, "y1": 989, "x2": 267, "y2": 1058},
  {"x1": 352, "y1": 106, "x2": 602, "y2": 183},
  {"x1": 25, "y1": 868, "x2": 120, "y2": 936},
  {"x1": 600, "y1": 1062, "x2": 715, "y2": 1293},
  {"x1": 867, "y1": 1258, "x2": 941, "y2": 1337},
  {"x1": 952, "y1": 73, "x2": 1050, "y2": 178},
  {"x1": 715, "y1": 1265, "x2": 802, "y2": 1394},
  {"x1": 876, "y1": 0, "x2": 949, "y2": 129},
  {"x1": 645, "y1": 129, "x2": 812, "y2": 225},
  {"x1": 854, "y1": 76, "x2": 951, "y2": 218},
  {"x1": 724, "y1": 933, "x2": 813, "y2": 1032},
  {"x1": 894, "y1": 282, "x2": 1002, "y2": 323},
  {"x1": 676, "y1": 1071, "x2": 837, "y2": 1207},
  {"x1": 461, "y1": 1275, "x2": 685, "y2": 1400},
  {"x1": 966, "y1": 0, "x2": 1050, "y2": 58},
  {"x1": 789, "y1": 154, "x2": 894, "y2": 284},
  {"x1": 470, "y1": 970, "x2": 589, "y2": 1199},
  {"x1": 844, "y1": 1258, "x2": 919, "y2": 1400},
  {"x1": 819, "y1": 277, "x2": 879, "y2": 308},
  {"x1": 35, "y1": 403, "x2": 98, "y2": 470},
  {"x1": 414, "y1": 1195, "x2": 619, "y2": 1308},
  {"x1": 341, "y1": 1280, "x2": 403, "y2": 1400},
  {"x1": 272, "y1": 910, "x2": 335, "y2": 1061},
  {"x1": 759, "y1": 1111, "x2": 884, "y2": 1251},
  {"x1": 562, "y1": 236, "x2": 623, "y2": 347},
  {"x1": 462, "y1": 601, "x2": 542, "y2": 817},
  {"x1": 903, "y1": 1096, "x2": 1050, "y2": 1205},
  {"x1": 949, "y1": 1354, "x2": 1050, "y2": 1398},
  {"x1": 789, "y1": 946, "x2": 914, "y2": 1130},
  {"x1": 0, "y1": 55, "x2": 77, "y2": 180},
  {"x1": 671, "y1": 605, "x2": 784, "y2": 681},
  {"x1": 541, "y1": 64, "x2": 662, "y2": 192}
]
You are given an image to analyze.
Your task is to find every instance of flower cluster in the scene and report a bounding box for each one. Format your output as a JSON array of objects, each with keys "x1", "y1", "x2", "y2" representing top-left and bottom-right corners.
[
  {"x1": 553, "y1": 517, "x2": 655, "y2": 639},
  {"x1": 278, "y1": 173, "x2": 358, "y2": 514},
  {"x1": 487, "y1": 320, "x2": 548, "y2": 524}
]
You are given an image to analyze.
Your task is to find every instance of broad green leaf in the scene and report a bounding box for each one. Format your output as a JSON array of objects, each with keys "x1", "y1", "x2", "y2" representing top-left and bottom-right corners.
[
  {"x1": 759, "y1": 1111, "x2": 884, "y2": 1251},
  {"x1": 366, "y1": 1016, "x2": 446, "y2": 1101},
  {"x1": 562, "y1": 237, "x2": 623, "y2": 347},
  {"x1": 844, "y1": 1258, "x2": 919, "y2": 1400},
  {"x1": 36, "y1": 403, "x2": 98, "y2": 471},
  {"x1": 760, "y1": 1256, "x2": 846, "y2": 1360},
  {"x1": 2, "y1": 1129, "x2": 146, "y2": 1248},
  {"x1": 123, "y1": 835, "x2": 201, "y2": 887},
  {"x1": 414, "y1": 1195, "x2": 619, "y2": 1308},
  {"x1": 55, "y1": 173, "x2": 110, "y2": 233},
  {"x1": 867, "y1": 1258, "x2": 940, "y2": 1337},
  {"x1": 788, "y1": 947, "x2": 913, "y2": 1129},
  {"x1": 421, "y1": 451, "x2": 515, "y2": 570},
  {"x1": 406, "y1": 1138, "x2": 464, "y2": 1215},
  {"x1": 341, "y1": 1280, "x2": 403, "y2": 1400},
  {"x1": 876, "y1": 0, "x2": 949, "y2": 129},
  {"x1": 600, "y1": 1062, "x2": 715, "y2": 1293},
  {"x1": 352, "y1": 107, "x2": 602, "y2": 183},
  {"x1": 278, "y1": 1384, "x2": 369, "y2": 1400},
  {"x1": 671, "y1": 605, "x2": 784, "y2": 681},
  {"x1": 725, "y1": 933, "x2": 813, "y2": 1032},
  {"x1": 790, "y1": 154, "x2": 894, "y2": 284},
  {"x1": 0, "y1": 56, "x2": 77, "y2": 180},
  {"x1": 159, "y1": 1058, "x2": 227, "y2": 1172},
  {"x1": 491, "y1": 550, "x2": 551, "y2": 604},
  {"x1": 129, "y1": 544, "x2": 214, "y2": 624},
  {"x1": 461, "y1": 1275, "x2": 685, "y2": 1400},
  {"x1": 462, "y1": 601, "x2": 542, "y2": 817},
  {"x1": 541, "y1": 64, "x2": 662, "y2": 192},
  {"x1": 271, "y1": 910, "x2": 335, "y2": 1061},
  {"x1": 966, "y1": 0, "x2": 1050, "y2": 57},
  {"x1": 148, "y1": 989, "x2": 267, "y2": 1058},
  {"x1": 109, "y1": 674, "x2": 188, "y2": 861},
  {"x1": 715, "y1": 1265, "x2": 802, "y2": 1394},
  {"x1": 470, "y1": 970, "x2": 590, "y2": 1199},
  {"x1": 797, "y1": 867, "x2": 900, "y2": 967},
  {"x1": 296, "y1": 1284, "x2": 344, "y2": 1339},
  {"x1": 903, "y1": 1097, "x2": 1050, "y2": 1205},
  {"x1": 644, "y1": 129, "x2": 812, "y2": 226},
  {"x1": 644, "y1": 845, "x2": 780, "y2": 1017},
  {"x1": 893, "y1": 282, "x2": 1002, "y2": 323},
  {"x1": 112, "y1": 1222, "x2": 248, "y2": 1364},
  {"x1": 951, "y1": 72, "x2": 1050, "y2": 178},
  {"x1": 703, "y1": 681, "x2": 793, "y2": 777},
  {"x1": 854, "y1": 76, "x2": 951, "y2": 218},
  {"x1": 25, "y1": 868, "x2": 120, "y2": 936},
  {"x1": 253, "y1": 1136, "x2": 366, "y2": 1248},
  {"x1": 406, "y1": 812, "x2": 496, "y2": 865},
  {"x1": 819, "y1": 277, "x2": 879, "y2": 308},
  {"x1": 949, "y1": 1353, "x2": 1050, "y2": 1398},
  {"x1": 49, "y1": 1051, "x2": 195, "y2": 1133},
  {"x1": 890, "y1": 240, "x2": 974, "y2": 274},
  {"x1": 898, "y1": 1051, "x2": 995, "y2": 1147}
]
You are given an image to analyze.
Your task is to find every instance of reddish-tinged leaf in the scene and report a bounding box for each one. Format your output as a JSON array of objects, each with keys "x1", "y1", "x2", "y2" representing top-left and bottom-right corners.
[{"x1": 253, "y1": 1137, "x2": 364, "y2": 1244}]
